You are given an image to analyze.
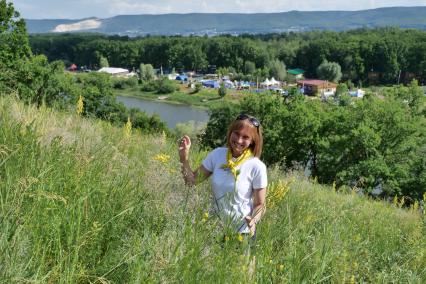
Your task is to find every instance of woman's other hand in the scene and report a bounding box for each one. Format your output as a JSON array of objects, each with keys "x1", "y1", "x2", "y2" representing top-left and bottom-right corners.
[{"x1": 178, "y1": 135, "x2": 191, "y2": 163}]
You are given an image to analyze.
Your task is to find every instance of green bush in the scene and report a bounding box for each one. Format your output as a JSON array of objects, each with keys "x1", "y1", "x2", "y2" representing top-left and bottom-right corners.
[
  {"x1": 127, "y1": 108, "x2": 169, "y2": 134},
  {"x1": 175, "y1": 120, "x2": 207, "y2": 145},
  {"x1": 112, "y1": 76, "x2": 138, "y2": 89},
  {"x1": 218, "y1": 82, "x2": 227, "y2": 98},
  {"x1": 156, "y1": 78, "x2": 178, "y2": 94},
  {"x1": 194, "y1": 82, "x2": 202, "y2": 93},
  {"x1": 140, "y1": 80, "x2": 157, "y2": 92}
]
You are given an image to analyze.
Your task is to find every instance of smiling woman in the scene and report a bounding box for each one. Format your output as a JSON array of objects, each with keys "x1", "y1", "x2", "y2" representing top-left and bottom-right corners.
[{"x1": 178, "y1": 113, "x2": 267, "y2": 239}]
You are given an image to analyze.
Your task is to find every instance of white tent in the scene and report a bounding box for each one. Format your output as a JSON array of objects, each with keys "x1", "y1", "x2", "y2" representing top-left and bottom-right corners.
[
  {"x1": 98, "y1": 67, "x2": 129, "y2": 76},
  {"x1": 270, "y1": 77, "x2": 280, "y2": 86},
  {"x1": 349, "y1": 89, "x2": 365, "y2": 98},
  {"x1": 167, "y1": 73, "x2": 179, "y2": 80},
  {"x1": 261, "y1": 78, "x2": 271, "y2": 86}
]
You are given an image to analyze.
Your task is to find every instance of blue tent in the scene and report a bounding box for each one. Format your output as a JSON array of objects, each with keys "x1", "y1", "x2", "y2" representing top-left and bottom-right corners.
[
  {"x1": 224, "y1": 80, "x2": 235, "y2": 89},
  {"x1": 202, "y1": 80, "x2": 219, "y2": 88},
  {"x1": 175, "y1": 74, "x2": 188, "y2": 81}
]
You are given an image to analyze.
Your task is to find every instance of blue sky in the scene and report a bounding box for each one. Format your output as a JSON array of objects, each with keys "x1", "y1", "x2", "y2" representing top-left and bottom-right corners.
[{"x1": 12, "y1": 0, "x2": 426, "y2": 19}]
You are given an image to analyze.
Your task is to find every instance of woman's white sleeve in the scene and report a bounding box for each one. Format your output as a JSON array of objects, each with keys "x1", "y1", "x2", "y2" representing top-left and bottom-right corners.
[{"x1": 253, "y1": 162, "x2": 267, "y2": 189}]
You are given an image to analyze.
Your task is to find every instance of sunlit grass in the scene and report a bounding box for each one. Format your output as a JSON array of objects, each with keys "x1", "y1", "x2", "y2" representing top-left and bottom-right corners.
[
  {"x1": 1, "y1": 96, "x2": 425, "y2": 282},
  {"x1": 114, "y1": 83, "x2": 240, "y2": 108}
]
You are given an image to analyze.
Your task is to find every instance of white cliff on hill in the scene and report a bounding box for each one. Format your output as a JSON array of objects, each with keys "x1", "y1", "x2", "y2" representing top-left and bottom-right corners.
[{"x1": 53, "y1": 19, "x2": 102, "y2": 32}]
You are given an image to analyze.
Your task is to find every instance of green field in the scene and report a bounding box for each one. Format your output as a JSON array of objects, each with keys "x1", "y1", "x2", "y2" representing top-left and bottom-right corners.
[
  {"x1": 1, "y1": 96, "x2": 425, "y2": 283},
  {"x1": 114, "y1": 83, "x2": 247, "y2": 109}
]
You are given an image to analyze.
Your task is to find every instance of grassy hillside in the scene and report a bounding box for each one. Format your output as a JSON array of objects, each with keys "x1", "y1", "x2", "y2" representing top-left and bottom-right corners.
[{"x1": 0, "y1": 96, "x2": 425, "y2": 283}]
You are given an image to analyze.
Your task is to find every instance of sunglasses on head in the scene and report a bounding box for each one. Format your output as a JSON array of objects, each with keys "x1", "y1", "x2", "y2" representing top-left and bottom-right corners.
[{"x1": 236, "y1": 113, "x2": 260, "y2": 128}]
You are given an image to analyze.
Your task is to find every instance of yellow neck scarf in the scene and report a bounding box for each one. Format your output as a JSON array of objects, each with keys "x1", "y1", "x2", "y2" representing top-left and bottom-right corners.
[{"x1": 221, "y1": 148, "x2": 253, "y2": 180}]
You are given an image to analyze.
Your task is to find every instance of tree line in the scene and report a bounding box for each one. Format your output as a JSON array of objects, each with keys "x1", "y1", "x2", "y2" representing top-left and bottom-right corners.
[{"x1": 30, "y1": 28, "x2": 426, "y2": 85}]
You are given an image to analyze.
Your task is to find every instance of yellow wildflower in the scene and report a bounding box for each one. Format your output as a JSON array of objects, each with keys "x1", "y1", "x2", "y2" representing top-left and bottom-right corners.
[
  {"x1": 354, "y1": 234, "x2": 361, "y2": 242},
  {"x1": 153, "y1": 153, "x2": 170, "y2": 163},
  {"x1": 92, "y1": 221, "x2": 101, "y2": 230},
  {"x1": 124, "y1": 117, "x2": 132, "y2": 138},
  {"x1": 411, "y1": 200, "x2": 419, "y2": 213},
  {"x1": 237, "y1": 234, "x2": 244, "y2": 242},
  {"x1": 267, "y1": 179, "x2": 290, "y2": 208},
  {"x1": 305, "y1": 214, "x2": 314, "y2": 223},
  {"x1": 393, "y1": 195, "x2": 398, "y2": 207},
  {"x1": 76, "y1": 95, "x2": 84, "y2": 115},
  {"x1": 350, "y1": 275, "x2": 355, "y2": 284},
  {"x1": 423, "y1": 193, "x2": 426, "y2": 215},
  {"x1": 224, "y1": 235, "x2": 230, "y2": 242},
  {"x1": 202, "y1": 212, "x2": 209, "y2": 222},
  {"x1": 398, "y1": 196, "x2": 405, "y2": 208},
  {"x1": 278, "y1": 264, "x2": 284, "y2": 271}
]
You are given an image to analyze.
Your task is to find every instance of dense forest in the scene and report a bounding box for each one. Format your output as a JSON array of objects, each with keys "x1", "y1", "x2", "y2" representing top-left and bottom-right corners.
[{"x1": 30, "y1": 28, "x2": 426, "y2": 85}]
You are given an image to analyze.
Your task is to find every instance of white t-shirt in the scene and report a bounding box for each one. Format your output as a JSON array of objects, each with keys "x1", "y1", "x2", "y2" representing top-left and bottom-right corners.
[{"x1": 202, "y1": 147, "x2": 267, "y2": 233}]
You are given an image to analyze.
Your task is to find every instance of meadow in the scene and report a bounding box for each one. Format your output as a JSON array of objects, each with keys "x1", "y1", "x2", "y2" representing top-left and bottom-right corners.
[
  {"x1": 113, "y1": 82, "x2": 241, "y2": 109},
  {"x1": 1, "y1": 96, "x2": 425, "y2": 283}
]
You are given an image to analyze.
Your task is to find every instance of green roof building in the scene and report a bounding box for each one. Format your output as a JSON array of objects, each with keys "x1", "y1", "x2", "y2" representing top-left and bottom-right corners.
[{"x1": 287, "y1": 68, "x2": 305, "y2": 76}]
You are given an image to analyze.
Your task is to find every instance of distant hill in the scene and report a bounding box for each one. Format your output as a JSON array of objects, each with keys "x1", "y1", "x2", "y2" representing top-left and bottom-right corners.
[{"x1": 25, "y1": 6, "x2": 426, "y2": 36}]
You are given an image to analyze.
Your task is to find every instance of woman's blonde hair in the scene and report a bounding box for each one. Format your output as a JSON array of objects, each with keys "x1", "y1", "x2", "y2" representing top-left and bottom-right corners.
[{"x1": 226, "y1": 116, "x2": 263, "y2": 158}]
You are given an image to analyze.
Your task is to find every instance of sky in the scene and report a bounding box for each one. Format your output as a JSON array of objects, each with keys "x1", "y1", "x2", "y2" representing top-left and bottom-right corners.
[{"x1": 12, "y1": 0, "x2": 426, "y2": 19}]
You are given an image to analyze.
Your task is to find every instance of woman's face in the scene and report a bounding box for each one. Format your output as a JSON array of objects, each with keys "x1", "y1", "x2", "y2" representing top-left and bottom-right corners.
[{"x1": 229, "y1": 124, "x2": 253, "y2": 157}]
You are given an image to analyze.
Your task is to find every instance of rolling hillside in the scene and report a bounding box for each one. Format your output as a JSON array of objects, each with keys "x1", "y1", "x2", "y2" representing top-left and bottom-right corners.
[{"x1": 1, "y1": 96, "x2": 425, "y2": 282}]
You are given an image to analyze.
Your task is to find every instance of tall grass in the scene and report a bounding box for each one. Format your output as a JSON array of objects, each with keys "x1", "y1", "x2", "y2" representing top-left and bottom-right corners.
[{"x1": 1, "y1": 96, "x2": 425, "y2": 283}]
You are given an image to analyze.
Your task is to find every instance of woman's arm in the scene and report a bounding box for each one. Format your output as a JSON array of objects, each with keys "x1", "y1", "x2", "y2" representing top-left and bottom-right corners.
[
  {"x1": 179, "y1": 135, "x2": 211, "y2": 186},
  {"x1": 245, "y1": 187, "x2": 266, "y2": 236}
]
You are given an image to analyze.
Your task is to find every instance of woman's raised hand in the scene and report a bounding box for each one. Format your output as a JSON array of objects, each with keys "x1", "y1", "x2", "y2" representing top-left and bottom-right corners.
[{"x1": 178, "y1": 135, "x2": 191, "y2": 163}]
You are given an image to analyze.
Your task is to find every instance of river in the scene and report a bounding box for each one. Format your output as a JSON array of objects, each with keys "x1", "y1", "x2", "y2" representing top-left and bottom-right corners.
[{"x1": 117, "y1": 96, "x2": 210, "y2": 129}]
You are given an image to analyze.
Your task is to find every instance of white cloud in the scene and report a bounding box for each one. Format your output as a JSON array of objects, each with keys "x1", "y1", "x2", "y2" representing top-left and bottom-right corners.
[
  {"x1": 98, "y1": 0, "x2": 168, "y2": 15},
  {"x1": 12, "y1": 0, "x2": 426, "y2": 19}
]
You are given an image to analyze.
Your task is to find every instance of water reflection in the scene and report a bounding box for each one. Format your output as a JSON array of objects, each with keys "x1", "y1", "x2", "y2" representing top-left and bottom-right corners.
[{"x1": 117, "y1": 96, "x2": 210, "y2": 129}]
